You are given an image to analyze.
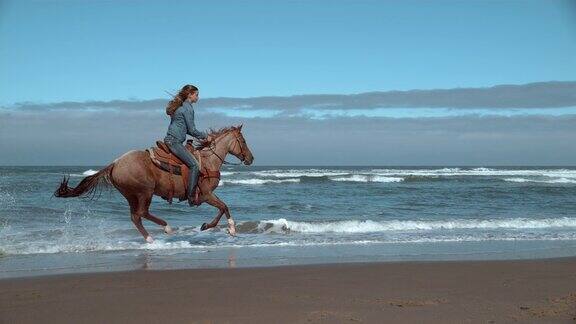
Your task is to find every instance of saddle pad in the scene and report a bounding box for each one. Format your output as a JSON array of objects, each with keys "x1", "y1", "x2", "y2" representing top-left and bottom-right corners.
[{"x1": 148, "y1": 148, "x2": 183, "y2": 174}]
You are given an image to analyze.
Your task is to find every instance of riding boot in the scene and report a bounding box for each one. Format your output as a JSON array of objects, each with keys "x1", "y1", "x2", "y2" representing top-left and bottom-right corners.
[{"x1": 187, "y1": 164, "x2": 200, "y2": 206}]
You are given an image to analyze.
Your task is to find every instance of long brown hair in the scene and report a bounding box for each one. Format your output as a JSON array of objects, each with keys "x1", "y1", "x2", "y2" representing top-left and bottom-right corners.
[{"x1": 166, "y1": 84, "x2": 198, "y2": 116}]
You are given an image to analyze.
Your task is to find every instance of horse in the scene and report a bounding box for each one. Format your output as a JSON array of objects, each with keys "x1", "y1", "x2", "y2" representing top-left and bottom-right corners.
[{"x1": 54, "y1": 125, "x2": 254, "y2": 242}]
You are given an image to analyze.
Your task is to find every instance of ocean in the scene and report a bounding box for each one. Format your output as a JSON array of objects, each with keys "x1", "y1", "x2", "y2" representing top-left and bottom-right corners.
[{"x1": 1, "y1": 165, "x2": 575, "y2": 278}]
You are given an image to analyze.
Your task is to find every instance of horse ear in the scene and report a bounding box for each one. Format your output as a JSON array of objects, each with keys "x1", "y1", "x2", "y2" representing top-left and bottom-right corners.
[{"x1": 238, "y1": 124, "x2": 243, "y2": 130}]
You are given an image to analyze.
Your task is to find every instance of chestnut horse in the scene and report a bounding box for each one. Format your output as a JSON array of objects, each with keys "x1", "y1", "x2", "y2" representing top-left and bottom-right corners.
[{"x1": 54, "y1": 125, "x2": 254, "y2": 242}]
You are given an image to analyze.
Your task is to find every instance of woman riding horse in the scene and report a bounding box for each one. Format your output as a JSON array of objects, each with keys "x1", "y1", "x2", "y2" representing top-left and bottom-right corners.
[
  {"x1": 164, "y1": 84, "x2": 212, "y2": 206},
  {"x1": 54, "y1": 85, "x2": 254, "y2": 242}
]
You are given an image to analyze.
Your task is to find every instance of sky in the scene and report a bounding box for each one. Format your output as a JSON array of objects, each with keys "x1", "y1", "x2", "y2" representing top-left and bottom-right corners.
[{"x1": 1, "y1": 0, "x2": 575, "y2": 165}]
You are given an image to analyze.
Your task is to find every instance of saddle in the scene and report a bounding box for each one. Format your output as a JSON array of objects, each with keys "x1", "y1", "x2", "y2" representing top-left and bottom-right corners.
[{"x1": 147, "y1": 140, "x2": 220, "y2": 205}]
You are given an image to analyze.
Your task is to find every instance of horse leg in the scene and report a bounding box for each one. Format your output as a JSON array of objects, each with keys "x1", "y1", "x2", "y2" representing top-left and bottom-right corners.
[
  {"x1": 201, "y1": 193, "x2": 236, "y2": 236},
  {"x1": 138, "y1": 196, "x2": 173, "y2": 234},
  {"x1": 143, "y1": 212, "x2": 173, "y2": 234},
  {"x1": 128, "y1": 194, "x2": 153, "y2": 243}
]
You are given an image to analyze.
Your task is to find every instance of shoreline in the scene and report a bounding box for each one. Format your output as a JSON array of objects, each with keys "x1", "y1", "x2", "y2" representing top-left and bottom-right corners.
[
  {"x1": 2, "y1": 255, "x2": 576, "y2": 282},
  {"x1": 1, "y1": 258, "x2": 575, "y2": 323},
  {"x1": 4, "y1": 238, "x2": 576, "y2": 280}
]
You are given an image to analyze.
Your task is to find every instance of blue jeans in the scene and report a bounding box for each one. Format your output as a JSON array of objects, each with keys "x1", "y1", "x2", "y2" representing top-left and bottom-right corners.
[{"x1": 164, "y1": 135, "x2": 199, "y2": 199}]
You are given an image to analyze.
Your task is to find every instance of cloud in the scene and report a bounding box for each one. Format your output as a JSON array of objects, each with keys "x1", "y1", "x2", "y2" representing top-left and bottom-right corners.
[
  {"x1": 4, "y1": 81, "x2": 576, "y2": 117},
  {"x1": 2, "y1": 80, "x2": 576, "y2": 165},
  {"x1": 1, "y1": 108, "x2": 575, "y2": 165}
]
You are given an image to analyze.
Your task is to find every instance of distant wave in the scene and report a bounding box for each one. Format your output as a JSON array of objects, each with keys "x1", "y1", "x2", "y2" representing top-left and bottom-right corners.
[
  {"x1": 330, "y1": 175, "x2": 404, "y2": 183},
  {"x1": 504, "y1": 177, "x2": 576, "y2": 184},
  {"x1": 252, "y1": 170, "x2": 349, "y2": 178},
  {"x1": 220, "y1": 178, "x2": 300, "y2": 185},
  {"x1": 219, "y1": 168, "x2": 576, "y2": 185},
  {"x1": 65, "y1": 167, "x2": 576, "y2": 185},
  {"x1": 219, "y1": 175, "x2": 403, "y2": 185},
  {"x1": 369, "y1": 167, "x2": 576, "y2": 178}
]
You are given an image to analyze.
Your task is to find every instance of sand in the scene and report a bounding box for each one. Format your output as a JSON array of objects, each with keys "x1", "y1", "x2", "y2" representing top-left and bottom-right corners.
[{"x1": 1, "y1": 258, "x2": 576, "y2": 323}]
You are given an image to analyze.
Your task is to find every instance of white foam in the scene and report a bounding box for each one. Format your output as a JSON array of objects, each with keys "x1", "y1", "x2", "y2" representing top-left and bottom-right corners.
[
  {"x1": 252, "y1": 169, "x2": 349, "y2": 178},
  {"x1": 6, "y1": 233, "x2": 576, "y2": 256},
  {"x1": 220, "y1": 178, "x2": 300, "y2": 185},
  {"x1": 258, "y1": 217, "x2": 576, "y2": 234},
  {"x1": 1, "y1": 238, "x2": 200, "y2": 255},
  {"x1": 70, "y1": 169, "x2": 99, "y2": 177},
  {"x1": 82, "y1": 169, "x2": 98, "y2": 176},
  {"x1": 370, "y1": 168, "x2": 576, "y2": 179},
  {"x1": 237, "y1": 234, "x2": 576, "y2": 246},
  {"x1": 504, "y1": 177, "x2": 576, "y2": 184},
  {"x1": 330, "y1": 175, "x2": 404, "y2": 183},
  {"x1": 503, "y1": 178, "x2": 530, "y2": 183}
]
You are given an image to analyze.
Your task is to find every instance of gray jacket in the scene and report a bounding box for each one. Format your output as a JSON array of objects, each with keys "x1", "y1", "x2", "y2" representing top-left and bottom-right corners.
[{"x1": 165, "y1": 104, "x2": 207, "y2": 143}]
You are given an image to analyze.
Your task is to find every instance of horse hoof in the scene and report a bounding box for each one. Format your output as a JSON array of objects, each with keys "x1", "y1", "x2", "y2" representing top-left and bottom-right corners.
[
  {"x1": 145, "y1": 236, "x2": 154, "y2": 243},
  {"x1": 227, "y1": 219, "x2": 236, "y2": 236},
  {"x1": 163, "y1": 225, "x2": 173, "y2": 234},
  {"x1": 201, "y1": 223, "x2": 208, "y2": 231}
]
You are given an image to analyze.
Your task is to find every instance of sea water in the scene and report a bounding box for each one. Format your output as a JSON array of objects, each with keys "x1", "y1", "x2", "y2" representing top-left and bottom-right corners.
[{"x1": 1, "y1": 166, "x2": 575, "y2": 278}]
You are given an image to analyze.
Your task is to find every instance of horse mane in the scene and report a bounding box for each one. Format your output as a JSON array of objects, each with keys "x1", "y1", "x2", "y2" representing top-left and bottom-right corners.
[{"x1": 197, "y1": 125, "x2": 242, "y2": 149}]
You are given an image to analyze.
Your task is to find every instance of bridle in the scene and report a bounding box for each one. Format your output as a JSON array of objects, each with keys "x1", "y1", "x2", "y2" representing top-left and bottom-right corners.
[{"x1": 205, "y1": 130, "x2": 246, "y2": 165}]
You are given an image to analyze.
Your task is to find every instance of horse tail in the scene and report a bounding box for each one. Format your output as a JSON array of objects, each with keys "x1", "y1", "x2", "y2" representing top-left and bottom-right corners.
[{"x1": 54, "y1": 163, "x2": 115, "y2": 199}]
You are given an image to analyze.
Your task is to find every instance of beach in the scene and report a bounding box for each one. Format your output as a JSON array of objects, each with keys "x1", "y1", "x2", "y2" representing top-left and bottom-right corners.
[{"x1": 1, "y1": 258, "x2": 575, "y2": 323}]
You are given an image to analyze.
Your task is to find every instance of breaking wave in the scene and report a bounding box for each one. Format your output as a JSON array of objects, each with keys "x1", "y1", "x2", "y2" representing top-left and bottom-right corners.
[
  {"x1": 252, "y1": 217, "x2": 576, "y2": 234},
  {"x1": 4, "y1": 216, "x2": 576, "y2": 256}
]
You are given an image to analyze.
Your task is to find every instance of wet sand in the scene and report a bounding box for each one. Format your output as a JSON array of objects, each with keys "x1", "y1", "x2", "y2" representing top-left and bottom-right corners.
[{"x1": 1, "y1": 258, "x2": 576, "y2": 323}]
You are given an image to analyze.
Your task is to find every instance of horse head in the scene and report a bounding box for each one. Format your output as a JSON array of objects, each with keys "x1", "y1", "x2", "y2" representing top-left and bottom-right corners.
[
  {"x1": 205, "y1": 125, "x2": 254, "y2": 165},
  {"x1": 227, "y1": 125, "x2": 254, "y2": 165}
]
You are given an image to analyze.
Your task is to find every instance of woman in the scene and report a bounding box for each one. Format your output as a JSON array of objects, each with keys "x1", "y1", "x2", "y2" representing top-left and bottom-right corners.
[{"x1": 164, "y1": 84, "x2": 210, "y2": 206}]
